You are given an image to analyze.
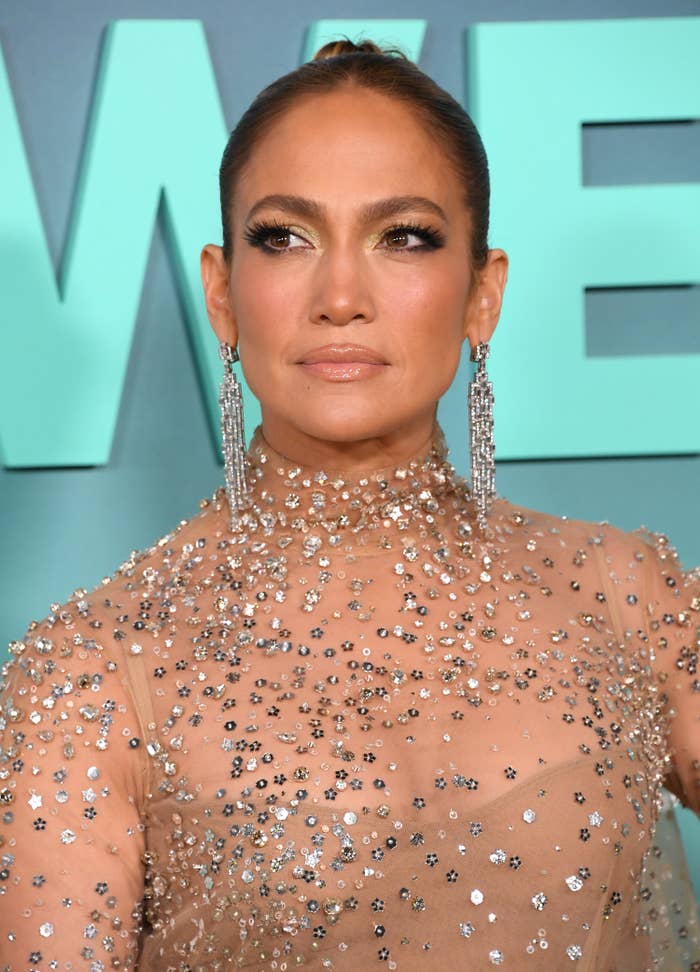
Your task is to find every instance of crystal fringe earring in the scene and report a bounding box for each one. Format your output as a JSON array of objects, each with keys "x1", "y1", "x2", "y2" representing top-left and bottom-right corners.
[
  {"x1": 468, "y1": 340, "x2": 496, "y2": 531},
  {"x1": 219, "y1": 340, "x2": 250, "y2": 527}
]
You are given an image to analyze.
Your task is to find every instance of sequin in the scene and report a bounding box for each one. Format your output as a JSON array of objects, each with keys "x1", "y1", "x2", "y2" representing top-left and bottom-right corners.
[{"x1": 0, "y1": 421, "x2": 698, "y2": 969}]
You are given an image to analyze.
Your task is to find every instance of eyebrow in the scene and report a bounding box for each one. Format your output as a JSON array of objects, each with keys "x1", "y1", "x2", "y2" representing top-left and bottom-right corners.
[{"x1": 244, "y1": 193, "x2": 449, "y2": 226}]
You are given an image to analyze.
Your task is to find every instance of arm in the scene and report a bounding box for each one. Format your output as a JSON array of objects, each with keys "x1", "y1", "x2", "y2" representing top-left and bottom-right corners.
[
  {"x1": 634, "y1": 527, "x2": 700, "y2": 816},
  {"x1": 0, "y1": 596, "x2": 148, "y2": 969}
]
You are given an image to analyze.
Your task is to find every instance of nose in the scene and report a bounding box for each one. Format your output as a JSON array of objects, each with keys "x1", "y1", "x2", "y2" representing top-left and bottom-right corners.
[{"x1": 308, "y1": 242, "x2": 375, "y2": 327}]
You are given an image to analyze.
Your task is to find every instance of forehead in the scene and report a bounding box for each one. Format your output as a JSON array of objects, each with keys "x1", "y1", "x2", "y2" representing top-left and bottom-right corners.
[{"x1": 234, "y1": 87, "x2": 461, "y2": 216}]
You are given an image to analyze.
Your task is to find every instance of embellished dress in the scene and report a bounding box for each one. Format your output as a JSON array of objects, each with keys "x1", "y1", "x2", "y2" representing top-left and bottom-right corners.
[{"x1": 1, "y1": 423, "x2": 698, "y2": 971}]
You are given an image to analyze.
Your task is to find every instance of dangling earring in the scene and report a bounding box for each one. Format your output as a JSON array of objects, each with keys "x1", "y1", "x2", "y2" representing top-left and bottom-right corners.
[
  {"x1": 219, "y1": 340, "x2": 250, "y2": 527},
  {"x1": 468, "y1": 340, "x2": 496, "y2": 531}
]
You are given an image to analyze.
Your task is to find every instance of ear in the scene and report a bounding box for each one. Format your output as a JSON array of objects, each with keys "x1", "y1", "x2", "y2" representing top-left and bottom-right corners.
[
  {"x1": 462, "y1": 248, "x2": 509, "y2": 351},
  {"x1": 200, "y1": 244, "x2": 238, "y2": 347}
]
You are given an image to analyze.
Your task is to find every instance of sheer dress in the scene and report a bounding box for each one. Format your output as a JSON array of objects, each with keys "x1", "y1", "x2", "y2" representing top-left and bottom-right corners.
[{"x1": 1, "y1": 423, "x2": 699, "y2": 971}]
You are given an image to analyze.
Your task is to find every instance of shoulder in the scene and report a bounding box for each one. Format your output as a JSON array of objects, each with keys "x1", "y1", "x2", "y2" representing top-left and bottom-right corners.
[
  {"x1": 490, "y1": 494, "x2": 631, "y2": 555},
  {"x1": 90, "y1": 488, "x2": 227, "y2": 605},
  {"x1": 90, "y1": 487, "x2": 227, "y2": 604},
  {"x1": 492, "y1": 495, "x2": 681, "y2": 561},
  {"x1": 489, "y1": 497, "x2": 690, "y2": 615},
  {"x1": 3, "y1": 489, "x2": 228, "y2": 684}
]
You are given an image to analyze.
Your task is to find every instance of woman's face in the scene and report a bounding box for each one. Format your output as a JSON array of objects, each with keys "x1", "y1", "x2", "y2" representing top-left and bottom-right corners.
[{"x1": 202, "y1": 85, "x2": 507, "y2": 466}]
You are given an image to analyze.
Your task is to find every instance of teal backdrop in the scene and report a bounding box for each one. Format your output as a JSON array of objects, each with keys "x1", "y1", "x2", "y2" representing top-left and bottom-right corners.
[{"x1": 0, "y1": 0, "x2": 698, "y2": 897}]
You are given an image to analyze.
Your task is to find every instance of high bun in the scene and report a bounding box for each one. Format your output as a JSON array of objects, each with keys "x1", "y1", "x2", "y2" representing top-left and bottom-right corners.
[
  {"x1": 310, "y1": 37, "x2": 406, "y2": 61},
  {"x1": 219, "y1": 37, "x2": 490, "y2": 284}
]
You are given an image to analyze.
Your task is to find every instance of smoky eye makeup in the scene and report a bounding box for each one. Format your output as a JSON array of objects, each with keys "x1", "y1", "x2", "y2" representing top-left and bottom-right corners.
[
  {"x1": 381, "y1": 222, "x2": 446, "y2": 251},
  {"x1": 242, "y1": 218, "x2": 447, "y2": 254},
  {"x1": 242, "y1": 218, "x2": 308, "y2": 252}
]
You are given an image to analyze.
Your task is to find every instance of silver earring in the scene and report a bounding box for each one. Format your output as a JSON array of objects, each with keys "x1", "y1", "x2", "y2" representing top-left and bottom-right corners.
[
  {"x1": 468, "y1": 341, "x2": 496, "y2": 530},
  {"x1": 219, "y1": 341, "x2": 250, "y2": 526}
]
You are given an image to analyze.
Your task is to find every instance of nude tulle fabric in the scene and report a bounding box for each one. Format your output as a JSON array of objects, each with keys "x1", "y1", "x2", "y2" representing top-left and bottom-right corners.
[{"x1": 1, "y1": 422, "x2": 698, "y2": 971}]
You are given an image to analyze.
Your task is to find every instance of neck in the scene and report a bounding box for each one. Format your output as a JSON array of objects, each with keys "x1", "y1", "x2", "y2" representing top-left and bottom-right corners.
[
  {"x1": 217, "y1": 421, "x2": 482, "y2": 556},
  {"x1": 256, "y1": 413, "x2": 442, "y2": 477}
]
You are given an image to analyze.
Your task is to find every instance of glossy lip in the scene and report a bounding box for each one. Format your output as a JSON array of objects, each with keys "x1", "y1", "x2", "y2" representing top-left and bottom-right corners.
[
  {"x1": 297, "y1": 345, "x2": 388, "y2": 383},
  {"x1": 297, "y1": 344, "x2": 388, "y2": 365}
]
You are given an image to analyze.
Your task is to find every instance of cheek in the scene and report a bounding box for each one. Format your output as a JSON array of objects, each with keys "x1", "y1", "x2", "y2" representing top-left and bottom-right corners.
[
  {"x1": 231, "y1": 259, "x2": 300, "y2": 362},
  {"x1": 396, "y1": 271, "x2": 467, "y2": 378},
  {"x1": 233, "y1": 261, "x2": 294, "y2": 331},
  {"x1": 228, "y1": 263, "x2": 294, "y2": 401}
]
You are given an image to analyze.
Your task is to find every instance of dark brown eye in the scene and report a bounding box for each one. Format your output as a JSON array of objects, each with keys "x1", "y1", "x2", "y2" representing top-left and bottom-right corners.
[
  {"x1": 267, "y1": 230, "x2": 295, "y2": 249},
  {"x1": 243, "y1": 221, "x2": 308, "y2": 253},
  {"x1": 380, "y1": 223, "x2": 445, "y2": 252},
  {"x1": 385, "y1": 230, "x2": 412, "y2": 248}
]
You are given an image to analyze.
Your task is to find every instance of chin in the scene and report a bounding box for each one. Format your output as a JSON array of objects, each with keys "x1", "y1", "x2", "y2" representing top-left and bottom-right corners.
[
  {"x1": 303, "y1": 415, "x2": 386, "y2": 444},
  {"x1": 290, "y1": 405, "x2": 421, "y2": 446}
]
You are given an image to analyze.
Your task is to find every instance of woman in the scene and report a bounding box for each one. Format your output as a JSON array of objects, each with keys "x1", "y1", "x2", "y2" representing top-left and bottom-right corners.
[{"x1": 1, "y1": 38, "x2": 698, "y2": 971}]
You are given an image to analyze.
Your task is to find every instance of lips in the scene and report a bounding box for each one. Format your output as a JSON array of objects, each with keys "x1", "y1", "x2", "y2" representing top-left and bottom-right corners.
[
  {"x1": 298, "y1": 344, "x2": 387, "y2": 365},
  {"x1": 297, "y1": 344, "x2": 388, "y2": 382}
]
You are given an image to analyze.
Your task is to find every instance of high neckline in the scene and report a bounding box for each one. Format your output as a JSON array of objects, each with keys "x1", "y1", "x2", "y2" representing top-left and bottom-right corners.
[
  {"x1": 249, "y1": 422, "x2": 452, "y2": 484},
  {"x1": 225, "y1": 422, "x2": 476, "y2": 544}
]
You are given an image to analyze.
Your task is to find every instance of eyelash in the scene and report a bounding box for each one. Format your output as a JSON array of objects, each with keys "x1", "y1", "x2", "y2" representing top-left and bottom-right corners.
[{"x1": 242, "y1": 218, "x2": 446, "y2": 254}]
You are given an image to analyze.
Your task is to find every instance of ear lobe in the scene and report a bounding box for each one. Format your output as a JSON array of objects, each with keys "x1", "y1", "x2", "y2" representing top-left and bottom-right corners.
[
  {"x1": 200, "y1": 244, "x2": 238, "y2": 347},
  {"x1": 462, "y1": 248, "x2": 509, "y2": 349},
  {"x1": 462, "y1": 292, "x2": 498, "y2": 349}
]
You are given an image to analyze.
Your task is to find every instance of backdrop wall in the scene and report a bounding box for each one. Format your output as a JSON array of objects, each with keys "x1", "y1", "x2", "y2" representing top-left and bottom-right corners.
[{"x1": 1, "y1": 0, "x2": 698, "y2": 898}]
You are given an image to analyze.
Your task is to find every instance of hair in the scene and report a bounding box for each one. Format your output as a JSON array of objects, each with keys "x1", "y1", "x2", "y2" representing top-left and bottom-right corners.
[{"x1": 219, "y1": 37, "x2": 490, "y2": 280}]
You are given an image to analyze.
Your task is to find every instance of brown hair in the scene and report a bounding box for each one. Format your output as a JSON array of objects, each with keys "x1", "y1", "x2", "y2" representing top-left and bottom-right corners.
[{"x1": 219, "y1": 37, "x2": 490, "y2": 279}]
